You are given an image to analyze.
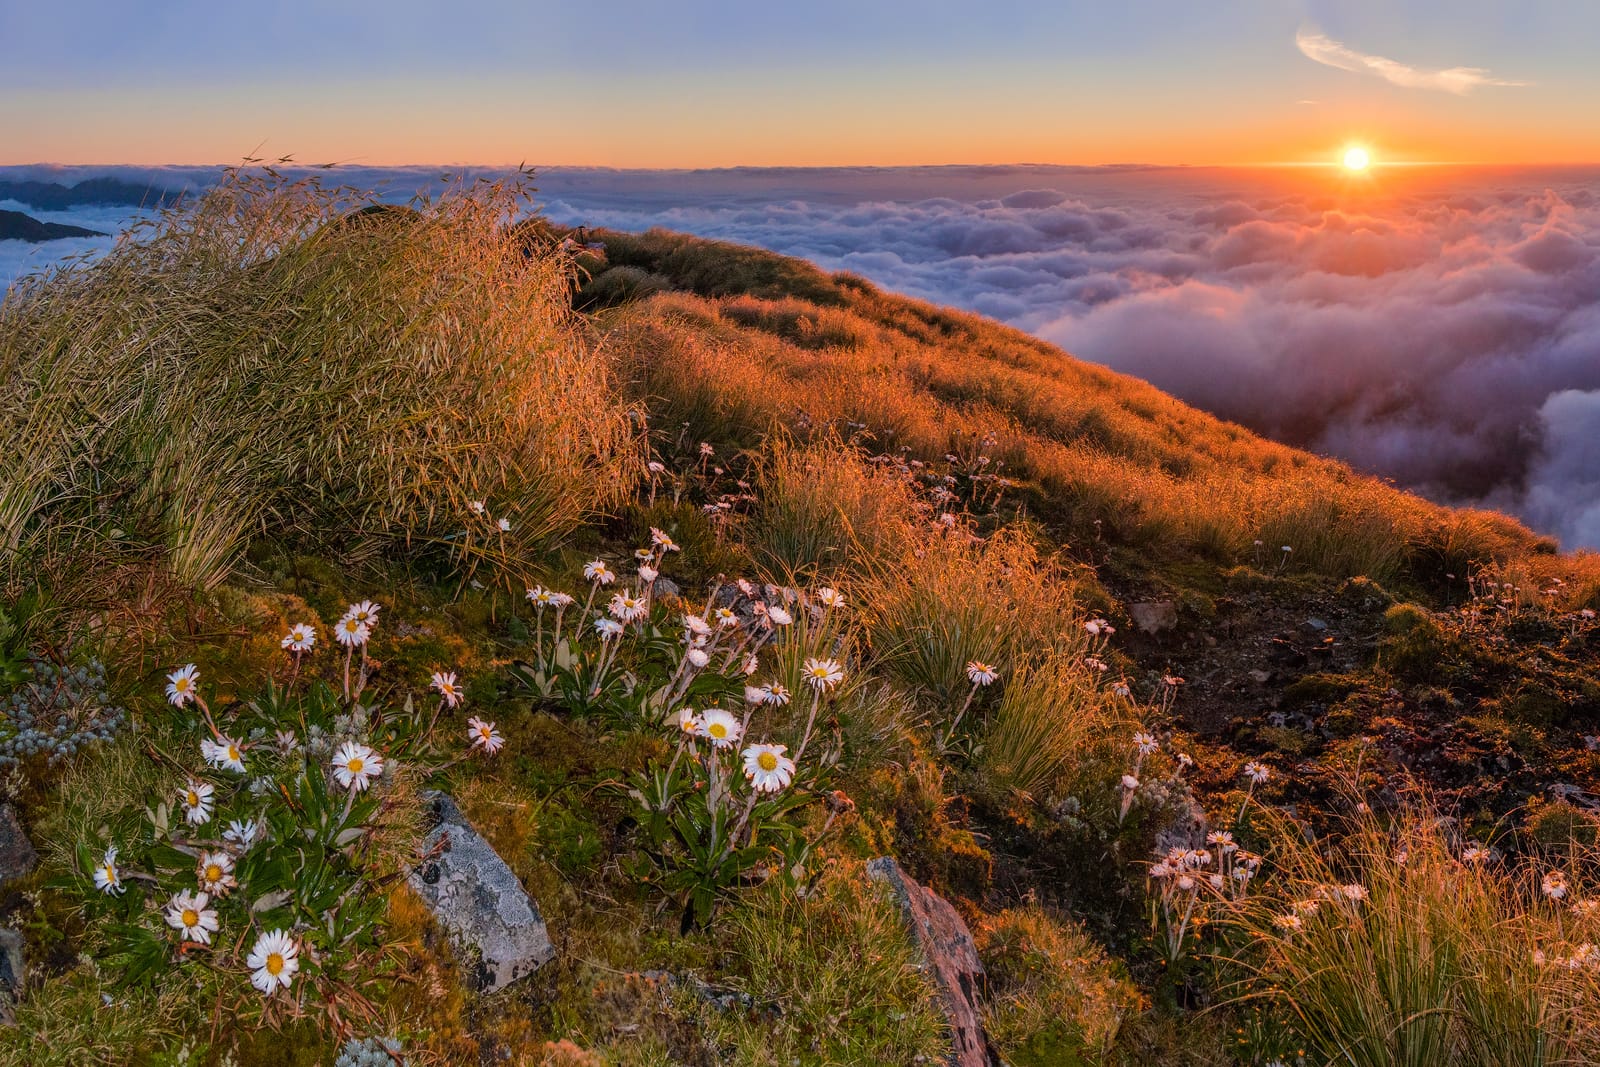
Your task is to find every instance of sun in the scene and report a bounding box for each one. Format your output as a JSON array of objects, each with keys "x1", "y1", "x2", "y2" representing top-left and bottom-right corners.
[{"x1": 1342, "y1": 146, "x2": 1371, "y2": 171}]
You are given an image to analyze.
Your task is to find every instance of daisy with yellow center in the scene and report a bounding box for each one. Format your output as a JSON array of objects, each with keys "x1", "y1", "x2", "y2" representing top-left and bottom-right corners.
[
  {"x1": 816, "y1": 587, "x2": 845, "y2": 609},
  {"x1": 166, "y1": 664, "x2": 199, "y2": 707},
  {"x1": 741, "y1": 742, "x2": 796, "y2": 793},
  {"x1": 165, "y1": 890, "x2": 219, "y2": 944},
  {"x1": 247, "y1": 929, "x2": 300, "y2": 994},
  {"x1": 802, "y1": 658, "x2": 844, "y2": 692},
  {"x1": 677, "y1": 708, "x2": 701, "y2": 734},
  {"x1": 696, "y1": 708, "x2": 743, "y2": 749},
  {"x1": 431, "y1": 671, "x2": 462, "y2": 708},
  {"x1": 609, "y1": 592, "x2": 647, "y2": 622},
  {"x1": 280, "y1": 623, "x2": 316, "y2": 653},
  {"x1": 466, "y1": 716, "x2": 504, "y2": 755},
  {"x1": 180, "y1": 779, "x2": 215, "y2": 826},
  {"x1": 332, "y1": 740, "x2": 382, "y2": 792},
  {"x1": 201, "y1": 736, "x2": 247, "y2": 774},
  {"x1": 196, "y1": 850, "x2": 237, "y2": 895},
  {"x1": 93, "y1": 845, "x2": 124, "y2": 895},
  {"x1": 334, "y1": 616, "x2": 370, "y2": 647},
  {"x1": 965, "y1": 661, "x2": 999, "y2": 687},
  {"x1": 583, "y1": 561, "x2": 616, "y2": 586},
  {"x1": 345, "y1": 600, "x2": 381, "y2": 627}
]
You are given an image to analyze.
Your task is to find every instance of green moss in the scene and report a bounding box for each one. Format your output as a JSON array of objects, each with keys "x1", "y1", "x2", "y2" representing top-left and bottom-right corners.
[
  {"x1": 1282, "y1": 672, "x2": 1364, "y2": 709},
  {"x1": 1378, "y1": 603, "x2": 1452, "y2": 683}
]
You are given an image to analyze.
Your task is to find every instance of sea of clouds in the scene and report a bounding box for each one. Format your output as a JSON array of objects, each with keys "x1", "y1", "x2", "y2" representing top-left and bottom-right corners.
[{"x1": 4, "y1": 163, "x2": 1599, "y2": 548}]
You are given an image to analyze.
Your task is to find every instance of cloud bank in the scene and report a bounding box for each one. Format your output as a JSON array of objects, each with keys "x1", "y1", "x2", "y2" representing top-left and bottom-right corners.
[
  {"x1": 5, "y1": 164, "x2": 1600, "y2": 548},
  {"x1": 1295, "y1": 28, "x2": 1529, "y2": 94}
]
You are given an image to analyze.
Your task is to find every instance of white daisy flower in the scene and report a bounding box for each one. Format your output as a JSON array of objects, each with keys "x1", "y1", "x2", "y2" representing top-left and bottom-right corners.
[
  {"x1": 763, "y1": 683, "x2": 791, "y2": 706},
  {"x1": 802, "y1": 658, "x2": 845, "y2": 692},
  {"x1": 165, "y1": 890, "x2": 219, "y2": 944},
  {"x1": 469, "y1": 500, "x2": 486, "y2": 515},
  {"x1": 742, "y1": 653, "x2": 760, "y2": 676},
  {"x1": 93, "y1": 845, "x2": 124, "y2": 895},
  {"x1": 166, "y1": 664, "x2": 200, "y2": 707},
  {"x1": 639, "y1": 564, "x2": 659, "y2": 583},
  {"x1": 180, "y1": 779, "x2": 215, "y2": 826},
  {"x1": 1132, "y1": 731, "x2": 1158, "y2": 755},
  {"x1": 683, "y1": 614, "x2": 711, "y2": 636},
  {"x1": 497, "y1": 517, "x2": 512, "y2": 533},
  {"x1": 333, "y1": 616, "x2": 371, "y2": 647},
  {"x1": 224, "y1": 819, "x2": 261, "y2": 851},
  {"x1": 1085, "y1": 618, "x2": 1114, "y2": 636},
  {"x1": 686, "y1": 648, "x2": 709, "y2": 668},
  {"x1": 332, "y1": 741, "x2": 382, "y2": 792},
  {"x1": 467, "y1": 717, "x2": 504, "y2": 755},
  {"x1": 1243, "y1": 761, "x2": 1270, "y2": 785},
  {"x1": 431, "y1": 671, "x2": 463, "y2": 708},
  {"x1": 1121, "y1": 774, "x2": 1140, "y2": 791},
  {"x1": 550, "y1": 591, "x2": 575, "y2": 608},
  {"x1": 280, "y1": 624, "x2": 316, "y2": 653},
  {"x1": 766, "y1": 606, "x2": 794, "y2": 626},
  {"x1": 196, "y1": 850, "x2": 237, "y2": 895},
  {"x1": 247, "y1": 929, "x2": 300, "y2": 994},
  {"x1": 742, "y1": 743, "x2": 796, "y2": 793},
  {"x1": 676, "y1": 708, "x2": 700, "y2": 734},
  {"x1": 344, "y1": 600, "x2": 381, "y2": 628},
  {"x1": 595, "y1": 618, "x2": 624, "y2": 640},
  {"x1": 650, "y1": 527, "x2": 681, "y2": 552},
  {"x1": 714, "y1": 607, "x2": 740, "y2": 628},
  {"x1": 201, "y1": 736, "x2": 247, "y2": 774},
  {"x1": 1544, "y1": 871, "x2": 1570, "y2": 901},
  {"x1": 816, "y1": 587, "x2": 845, "y2": 609},
  {"x1": 965, "y1": 661, "x2": 999, "y2": 687},
  {"x1": 697, "y1": 708, "x2": 743, "y2": 749},
  {"x1": 744, "y1": 685, "x2": 767, "y2": 705},
  {"x1": 609, "y1": 592, "x2": 648, "y2": 622},
  {"x1": 584, "y1": 561, "x2": 616, "y2": 585},
  {"x1": 527, "y1": 585, "x2": 552, "y2": 606}
]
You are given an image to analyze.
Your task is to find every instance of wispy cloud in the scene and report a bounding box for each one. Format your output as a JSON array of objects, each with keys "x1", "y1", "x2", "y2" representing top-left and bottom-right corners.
[{"x1": 1295, "y1": 28, "x2": 1529, "y2": 94}]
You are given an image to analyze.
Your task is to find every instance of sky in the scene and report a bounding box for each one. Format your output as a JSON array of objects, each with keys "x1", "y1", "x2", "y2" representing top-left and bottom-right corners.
[{"x1": 3, "y1": 1, "x2": 1599, "y2": 167}]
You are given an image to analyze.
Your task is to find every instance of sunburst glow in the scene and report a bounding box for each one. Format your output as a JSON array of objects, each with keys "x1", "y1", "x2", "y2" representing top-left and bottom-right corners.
[{"x1": 1343, "y1": 146, "x2": 1371, "y2": 171}]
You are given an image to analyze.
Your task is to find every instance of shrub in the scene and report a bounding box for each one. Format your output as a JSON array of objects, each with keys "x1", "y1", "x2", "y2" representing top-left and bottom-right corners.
[{"x1": 976, "y1": 652, "x2": 1123, "y2": 802}]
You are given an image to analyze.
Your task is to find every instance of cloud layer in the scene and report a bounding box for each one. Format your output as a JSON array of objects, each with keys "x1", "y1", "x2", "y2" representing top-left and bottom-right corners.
[
  {"x1": 4, "y1": 164, "x2": 1600, "y2": 548},
  {"x1": 1295, "y1": 28, "x2": 1529, "y2": 94}
]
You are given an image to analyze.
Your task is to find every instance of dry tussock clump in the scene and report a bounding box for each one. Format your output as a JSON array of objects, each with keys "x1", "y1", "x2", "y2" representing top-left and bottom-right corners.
[{"x1": 0, "y1": 171, "x2": 636, "y2": 604}]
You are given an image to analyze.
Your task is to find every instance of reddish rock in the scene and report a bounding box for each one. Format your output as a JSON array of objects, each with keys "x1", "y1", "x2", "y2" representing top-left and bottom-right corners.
[
  {"x1": 1129, "y1": 600, "x2": 1178, "y2": 635},
  {"x1": 866, "y1": 857, "x2": 999, "y2": 1067}
]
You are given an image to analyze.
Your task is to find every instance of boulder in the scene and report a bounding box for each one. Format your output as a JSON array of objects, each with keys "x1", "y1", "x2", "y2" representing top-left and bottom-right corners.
[
  {"x1": 1128, "y1": 600, "x2": 1178, "y2": 635},
  {"x1": 0, "y1": 806, "x2": 37, "y2": 885},
  {"x1": 866, "y1": 857, "x2": 999, "y2": 1067},
  {"x1": 0, "y1": 929, "x2": 20, "y2": 1026},
  {"x1": 408, "y1": 792, "x2": 555, "y2": 992}
]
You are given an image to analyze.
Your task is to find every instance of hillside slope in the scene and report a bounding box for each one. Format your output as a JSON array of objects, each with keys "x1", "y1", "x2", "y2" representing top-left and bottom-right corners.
[{"x1": 3, "y1": 179, "x2": 1600, "y2": 1066}]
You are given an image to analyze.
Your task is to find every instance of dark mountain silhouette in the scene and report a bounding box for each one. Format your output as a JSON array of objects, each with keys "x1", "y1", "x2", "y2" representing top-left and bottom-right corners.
[
  {"x1": 0, "y1": 176, "x2": 186, "y2": 210},
  {"x1": 0, "y1": 209, "x2": 107, "y2": 242}
]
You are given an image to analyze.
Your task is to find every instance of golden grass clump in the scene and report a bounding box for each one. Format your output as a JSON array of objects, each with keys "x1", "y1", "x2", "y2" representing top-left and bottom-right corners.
[
  {"x1": 744, "y1": 435, "x2": 922, "y2": 580},
  {"x1": 976, "y1": 650, "x2": 1127, "y2": 802},
  {"x1": 0, "y1": 170, "x2": 637, "y2": 606},
  {"x1": 1229, "y1": 801, "x2": 1600, "y2": 1067},
  {"x1": 862, "y1": 525, "x2": 1088, "y2": 708}
]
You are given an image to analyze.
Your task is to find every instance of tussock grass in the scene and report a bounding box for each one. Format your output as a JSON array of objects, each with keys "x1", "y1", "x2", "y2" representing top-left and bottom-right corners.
[
  {"x1": 974, "y1": 904, "x2": 1144, "y2": 1063},
  {"x1": 1231, "y1": 801, "x2": 1600, "y2": 1067},
  {"x1": 707, "y1": 861, "x2": 949, "y2": 1066},
  {"x1": 976, "y1": 651, "x2": 1125, "y2": 802},
  {"x1": 744, "y1": 435, "x2": 921, "y2": 581},
  {"x1": 0, "y1": 171, "x2": 637, "y2": 610},
  {"x1": 862, "y1": 526, "x2": 1088, "y2": 708}
]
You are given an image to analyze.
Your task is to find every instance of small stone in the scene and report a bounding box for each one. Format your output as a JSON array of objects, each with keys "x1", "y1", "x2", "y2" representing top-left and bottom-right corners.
[
  {"x1": 866, "y1": 857, "x2": 1000, "y2": 1067},
  {"x1": 0, "y1": 806, "x2": 37, "y2": 886},
  {"x1": 1248, "y1": 669, "x2": 1272, "y2": 684},
  {"x1": 406, "y1": 793, "x2": 554, "y2": 992},
  {"x1": 1128, "y1": 601, "x2": 1178, "y2": 635},
  {"x1": 0, "y1": 929, "x2": 21, "y2": 1027},
  {"x1": 1304, "y1": 618, "x2": 1329, "y2": 632}
]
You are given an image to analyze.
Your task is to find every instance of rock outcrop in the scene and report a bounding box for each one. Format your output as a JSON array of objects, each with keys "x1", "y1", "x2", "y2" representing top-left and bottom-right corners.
[
  {"x1": 0, "y1": 806, "x2": 37, "y2": 886},
  {"x1": 866, "y1": 857, "x2": 999, "y2": 1067},
  {"x1": 407, "y1": 792, "x2": 555, "y2": 992}
]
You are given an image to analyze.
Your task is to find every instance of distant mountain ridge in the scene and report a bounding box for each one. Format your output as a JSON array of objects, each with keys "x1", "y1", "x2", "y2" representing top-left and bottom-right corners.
[
  {"x1": 0, "y1": 176, "x2": 186, "y2": 211},
  {"x1": 0, "y1": 209, "x2": 106, "y2": 242}
]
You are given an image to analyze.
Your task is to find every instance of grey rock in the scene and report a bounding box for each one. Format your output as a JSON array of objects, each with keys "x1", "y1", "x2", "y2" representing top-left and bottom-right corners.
[
  {"x1": 1128, "y1": 601, "x2": 1178, "y2": 635},
  {"x1": 1304, "y1": 618, "x2": 1329, "y2": 632},
  {"x1": 866, "y1": 857, "x2": 999, "y2": 1067},
  {"x1": 407, "y1": 792, "x2": 554, "y2": 992},
  {"x1": 653, "y1": 577, "x2": 681, "y2": 600},
  {"x1": 0, "y1": 929, "x2": 21, "y2": 1026},
  {"x1": 0, "y1": 806, "x2": 36, "y2": 885}
]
